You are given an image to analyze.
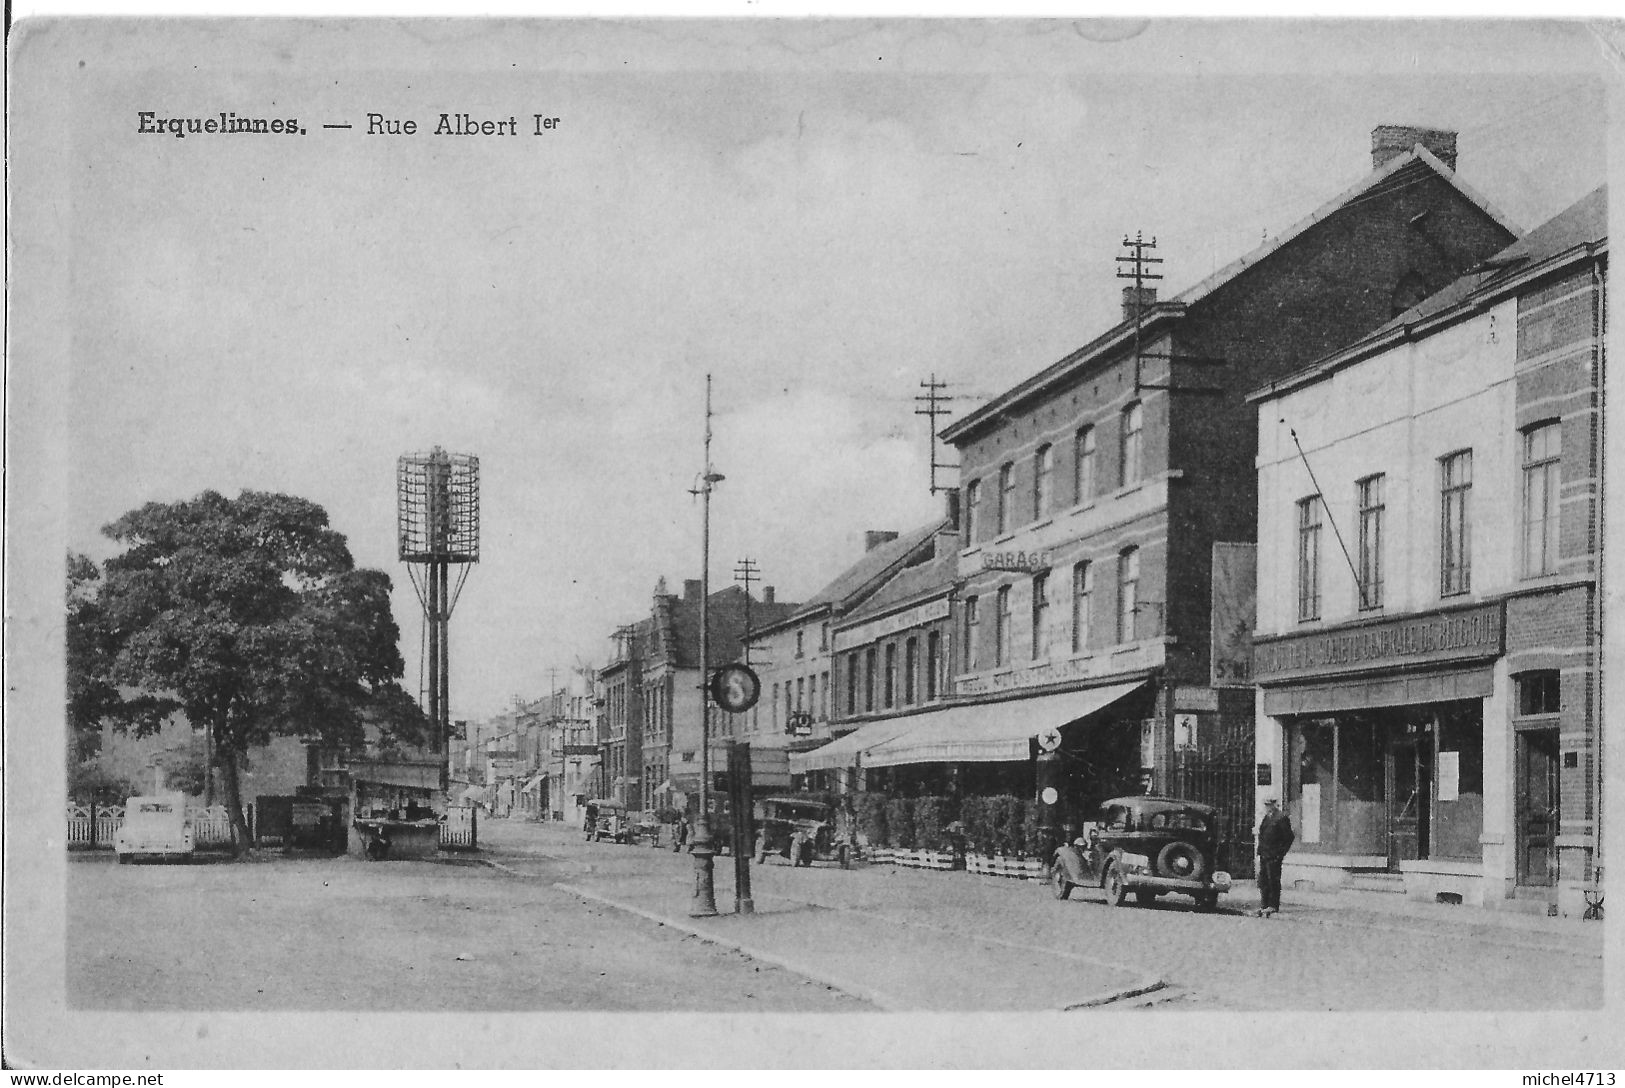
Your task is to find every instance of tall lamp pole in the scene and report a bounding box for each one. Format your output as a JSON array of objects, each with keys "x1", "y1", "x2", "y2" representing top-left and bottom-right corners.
[{"x1": 690, "y1": 374, "x2": 723, "y2": 918}]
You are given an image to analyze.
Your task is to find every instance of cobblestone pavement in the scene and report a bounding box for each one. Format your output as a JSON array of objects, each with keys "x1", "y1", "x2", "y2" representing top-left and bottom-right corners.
[{"x1": 478, "y1": 818, "x2": 1604, "y2": 1013}]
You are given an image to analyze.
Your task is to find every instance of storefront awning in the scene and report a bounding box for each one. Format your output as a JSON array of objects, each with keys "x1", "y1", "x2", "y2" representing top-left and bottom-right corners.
[
  {"x1": 863, "y1": 680, "x2": 1148, "y2": 767},
  {"x1": 789, "y1": 717, "x2": 936, "y2": 774}
]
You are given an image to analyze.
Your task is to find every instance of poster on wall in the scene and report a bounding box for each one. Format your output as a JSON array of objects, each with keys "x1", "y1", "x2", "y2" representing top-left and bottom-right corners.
[{"x1": 1438, "y1": 751, "x2": 1461, "y2": 802}]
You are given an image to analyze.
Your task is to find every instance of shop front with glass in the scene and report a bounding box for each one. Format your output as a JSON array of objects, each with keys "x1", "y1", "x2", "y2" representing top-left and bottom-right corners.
[{"x1": 1255, "y1": 601, "x2": 1506, "y2": 904}]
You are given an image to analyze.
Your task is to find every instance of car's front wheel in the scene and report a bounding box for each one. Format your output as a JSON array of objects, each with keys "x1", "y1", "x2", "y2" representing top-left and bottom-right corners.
[
  {"x1": 1103, "y1": 863, "x2": 1128, "y2": 906},
  {"x1": 1052, "y1": 866, "x2": 1074, "y2": 900}
]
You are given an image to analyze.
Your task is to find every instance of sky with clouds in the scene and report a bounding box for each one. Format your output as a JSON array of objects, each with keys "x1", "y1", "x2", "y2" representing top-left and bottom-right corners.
[{"x1": 39, "y1": 18, "x2": 1613, "y2": 720}]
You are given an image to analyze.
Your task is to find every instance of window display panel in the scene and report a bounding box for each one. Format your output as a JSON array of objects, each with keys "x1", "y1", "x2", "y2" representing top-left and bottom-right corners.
[
  {"x1": 1289, "y1": 719, "x2": 1336, "y2": 846},
  {"x1": 1432, "y1": 702, "x2": 1484, "y2": 859},
  {"x1": 1336, "y1": 715, "x2": 1386, "y2": 855}
]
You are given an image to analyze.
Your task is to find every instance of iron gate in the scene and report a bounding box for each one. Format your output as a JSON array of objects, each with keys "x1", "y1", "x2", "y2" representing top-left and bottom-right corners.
[{"x1": 1173, "y1": 740, "x2": 1256, "y2": 880}]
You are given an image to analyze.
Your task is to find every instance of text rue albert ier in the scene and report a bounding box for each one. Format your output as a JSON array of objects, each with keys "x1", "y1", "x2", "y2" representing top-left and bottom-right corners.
[{"x1": 136, "y1": 112, "x2": 562, "y2": 138}]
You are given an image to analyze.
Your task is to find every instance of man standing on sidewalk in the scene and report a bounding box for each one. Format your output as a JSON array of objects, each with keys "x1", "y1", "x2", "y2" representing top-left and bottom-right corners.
[{"x1": 1256, "y1": 796, "x2": 1295, "y2": 917}]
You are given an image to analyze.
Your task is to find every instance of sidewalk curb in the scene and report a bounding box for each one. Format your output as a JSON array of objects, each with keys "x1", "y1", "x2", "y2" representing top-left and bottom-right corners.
[
  {"x1": 554, "y1": 882, "x2": 904, "y2": 1011},
  {"x1": 552, "y1": 881, "x2": 1166, "y2": 1013}
]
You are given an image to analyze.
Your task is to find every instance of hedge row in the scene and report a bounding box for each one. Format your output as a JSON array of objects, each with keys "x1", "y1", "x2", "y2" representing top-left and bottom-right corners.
[{"x1": 853, "y1": 794, "x2": 1047, "y2": 857}]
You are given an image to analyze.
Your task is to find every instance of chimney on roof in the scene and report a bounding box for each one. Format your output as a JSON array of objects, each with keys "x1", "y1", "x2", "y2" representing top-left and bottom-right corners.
[
  {"x1": 683, "y1": 579, "x2": 701, "y2": 602},
  {"x1": 1121, "y1": 285, "x2": 1157, "y2": 323},
  {"x1": 763, "y1": 585, "x2": 775, "y2": 605},
  {"x1": 1372, "y1": 125, "x2": 1457, "y2": 173},
  {"x1": 865, "y1": 530, "x2": 900, "y2": 553}
]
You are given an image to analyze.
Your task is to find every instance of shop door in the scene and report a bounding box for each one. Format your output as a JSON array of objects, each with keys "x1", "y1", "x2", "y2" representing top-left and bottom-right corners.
[
  {"x1": 1387, "y1": 737, "x2": 1431, "y2": 869},
  {"x1": 1515, "y1": 730, "x2": 1559, "y2": 887}
]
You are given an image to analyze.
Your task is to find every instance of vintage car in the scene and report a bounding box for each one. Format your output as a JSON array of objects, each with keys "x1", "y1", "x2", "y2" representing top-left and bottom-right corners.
[
  {"x1": 1049, "y1": 796, "x2": 1231, "y2": 911},
  {"x1": 584, "y1": 799, "x2": 630, "y2": 843},
  {"x1": 114, "y1": 793, "x2": 195, "y2": 864},
  {"x1": 753, "y1": 795, "x2": 835, "y2": 866}
]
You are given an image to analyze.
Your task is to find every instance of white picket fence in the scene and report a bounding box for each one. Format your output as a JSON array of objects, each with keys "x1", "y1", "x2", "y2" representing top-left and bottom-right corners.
[
  {"x1": 440, "y1": 805, "x2": 478, "y2": 850},
  {"x1": 67, "y1": 803, "x2": 235, "y2": 849}
]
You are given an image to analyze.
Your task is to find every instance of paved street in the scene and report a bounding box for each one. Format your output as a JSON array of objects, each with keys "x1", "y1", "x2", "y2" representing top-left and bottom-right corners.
[
  {"x1": 481, "y1": 818, "x2": 1603, "y2": 1013},
  {"x1": 65, "y1": 849, "x2": 866, "y2": 1012},
  {"x1": 66, "y1": 819, "x2": 1603, "y2": 1015}
]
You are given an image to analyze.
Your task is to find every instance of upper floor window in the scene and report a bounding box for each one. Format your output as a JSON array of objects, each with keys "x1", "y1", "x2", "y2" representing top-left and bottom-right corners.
[
  {"x1": 820, "y1": 622, "x2": 830, "y2": 651},
  {"x1": 904, "y1": 637, "x2": 919, "y2": 704},
  {"x1": 1120, "y1": 402, "x2": 1144, "y2": 487},
  {"x1": 964, "y1": 595, "x2": 980, "y2": 671},
  {"x1": 1033, "y1": 444, "x2": 1054, "y2": 521},
  {"x1": 820, "y1": 670, "x2": 830, "y2": 719},
  {"x1": 1031, "y1": 572, "x2": 1050, "y2": 659},
  {"x1": 1522, "y1": 422, "x2": 1561, "y2": 579},
  {"x1": 1074, "y1": 426, "x2": 1097, "y2": 505},
  {"x1": 795, "y1": 629, "x2": 804, "y2": 658},
  {"x1": 1297, "y1": 495, "x2": 1322, "y2": 621},
  {"x1": 1516, "y1": 670, "x2": 1561, "y2": 716},
  {"x1": 771, "y1": 682, "x2": 780, "y2": 730},
  {"x1": 995, "y1": 585, "x2": 1012, "y2": 667},
  {"x1": 883, "y1": 643, "x2": 897, "y2": 708},
  {"x1": 1071, "y1": 560, "x2": 1093, "y2": 654},
  {"x1": 795, "y1": 676, "x2": 805, "y2": 713},
  {"x1": 1117, "y1": 547, "x2": 1139, "y2": 643},
  {"x1": 864, "y1": 647, "x2": 877, "y2": 713},
  {"x1": 1357, "y1": 475, "x2": 1384, "y2": 611},
  {"x1": 1440, "y1": 450, "x2": 1473, "y2": 597},
  {"x1": 997, "y1": 463, "x2": 1015, "y2": 536},
  {"x1": 964, "y1": 479, "x2": 981, "y2": 545},
  {"x1": 845, "y1": 653, "x2": 860, "y2": 715},
  {"x1": 925, "y1": 630, "x2": 941, "y2": 700}
]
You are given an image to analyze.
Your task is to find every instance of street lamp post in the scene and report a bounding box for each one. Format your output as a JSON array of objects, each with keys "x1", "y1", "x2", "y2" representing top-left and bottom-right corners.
[{"x1": 690, "y1": 374, "x2": 723, "y2": 918}]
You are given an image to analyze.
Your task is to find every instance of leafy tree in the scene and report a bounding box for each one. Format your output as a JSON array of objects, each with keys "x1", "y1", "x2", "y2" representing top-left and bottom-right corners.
[{"x1": 83, "y1": 490, "x2": 424, "y2": 854}]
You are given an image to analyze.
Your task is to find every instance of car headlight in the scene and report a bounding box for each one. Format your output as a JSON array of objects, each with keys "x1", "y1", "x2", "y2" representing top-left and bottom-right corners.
[{"x1": 1213, "y1": 871, "x2": 1232, "y2": 887}]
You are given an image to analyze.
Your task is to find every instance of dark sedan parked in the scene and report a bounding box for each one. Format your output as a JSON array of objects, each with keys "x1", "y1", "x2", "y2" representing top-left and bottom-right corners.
[{"x1": 1049, "y1": 796, "x2": 1232, "y2": 911}]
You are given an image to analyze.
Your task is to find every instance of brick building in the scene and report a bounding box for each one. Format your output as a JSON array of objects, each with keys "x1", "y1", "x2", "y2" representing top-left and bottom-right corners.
[
  {"x1": 923, "y1": 127, "x2": 1519, "y2": 870},
  {"x1": 751, "y1": 523, "x2": 945, "y2": 777},
  {"x1": 1250, "y1": 186, "x2": 1605, "y2": 916},
  {"x1": 596, "y1": 617, "x2": 649, "y2": 807}
]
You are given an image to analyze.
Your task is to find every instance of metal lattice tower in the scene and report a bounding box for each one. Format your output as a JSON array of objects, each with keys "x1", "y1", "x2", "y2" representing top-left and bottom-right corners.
[{"x1": 397, "y1": 446, "x2": 480, "y2": 792}]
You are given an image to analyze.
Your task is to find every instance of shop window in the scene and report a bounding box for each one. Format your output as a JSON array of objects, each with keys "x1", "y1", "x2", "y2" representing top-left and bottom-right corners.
[
  {"x1": 1433, "y1": 704, "x2": 1485, "y2": 860},
  {"x1": 964, "y1": 478, "x2": 981, "y2": 544},
  {"x1": 1521, "y1": 422, "x2": 1561, "y2": 578},
  {"x1": 1357, "y1": 474, "x2": 1384, "y2": 610},
  {"x1": 1074, "y1": 425, "x2": 1096, "y2": 505},
  {"x1": 1033, "y1": 444, "x2": 1053, "y2": 521},
  {"x1": 1516, "y1": 671, "x2": 1561, "y2": 716},
  {"x1": 997, "y1": 463, "x2": 1015, "y2": 535},
  {"x1": 1440, "y1": 450, "x2": 1473, "y2": 596},
  {"x1": 1120, "y1": 402, "x2": 1143, "y2": 487}
]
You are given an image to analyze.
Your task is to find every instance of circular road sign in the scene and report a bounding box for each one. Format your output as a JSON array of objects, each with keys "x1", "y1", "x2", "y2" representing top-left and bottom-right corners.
[
  {"x1": 1036, "y1": 727, "x2": 1063, "y2": 752},
  {"x1": 708, "y1": 664, "x2": 761, "y2": 714}
]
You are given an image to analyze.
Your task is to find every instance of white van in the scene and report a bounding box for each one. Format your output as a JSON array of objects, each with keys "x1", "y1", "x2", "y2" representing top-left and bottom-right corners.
[{"x1": 114, "y1": 793, "x2": 195, "y2": 864}]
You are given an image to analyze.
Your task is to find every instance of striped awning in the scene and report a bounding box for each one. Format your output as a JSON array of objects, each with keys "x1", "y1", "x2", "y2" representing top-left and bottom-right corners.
[
  {"x1": 788, "y1": 718, "x2": 922, "y2": 773},
  {"x1": 862, "y1": 681, "x2": 1148, "y2": 767}
]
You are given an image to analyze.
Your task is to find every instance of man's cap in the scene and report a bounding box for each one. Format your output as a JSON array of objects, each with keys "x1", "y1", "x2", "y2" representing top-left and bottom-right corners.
[{"x1": 1263, "y1": 797, "x2": 1279, "y2": 805}]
